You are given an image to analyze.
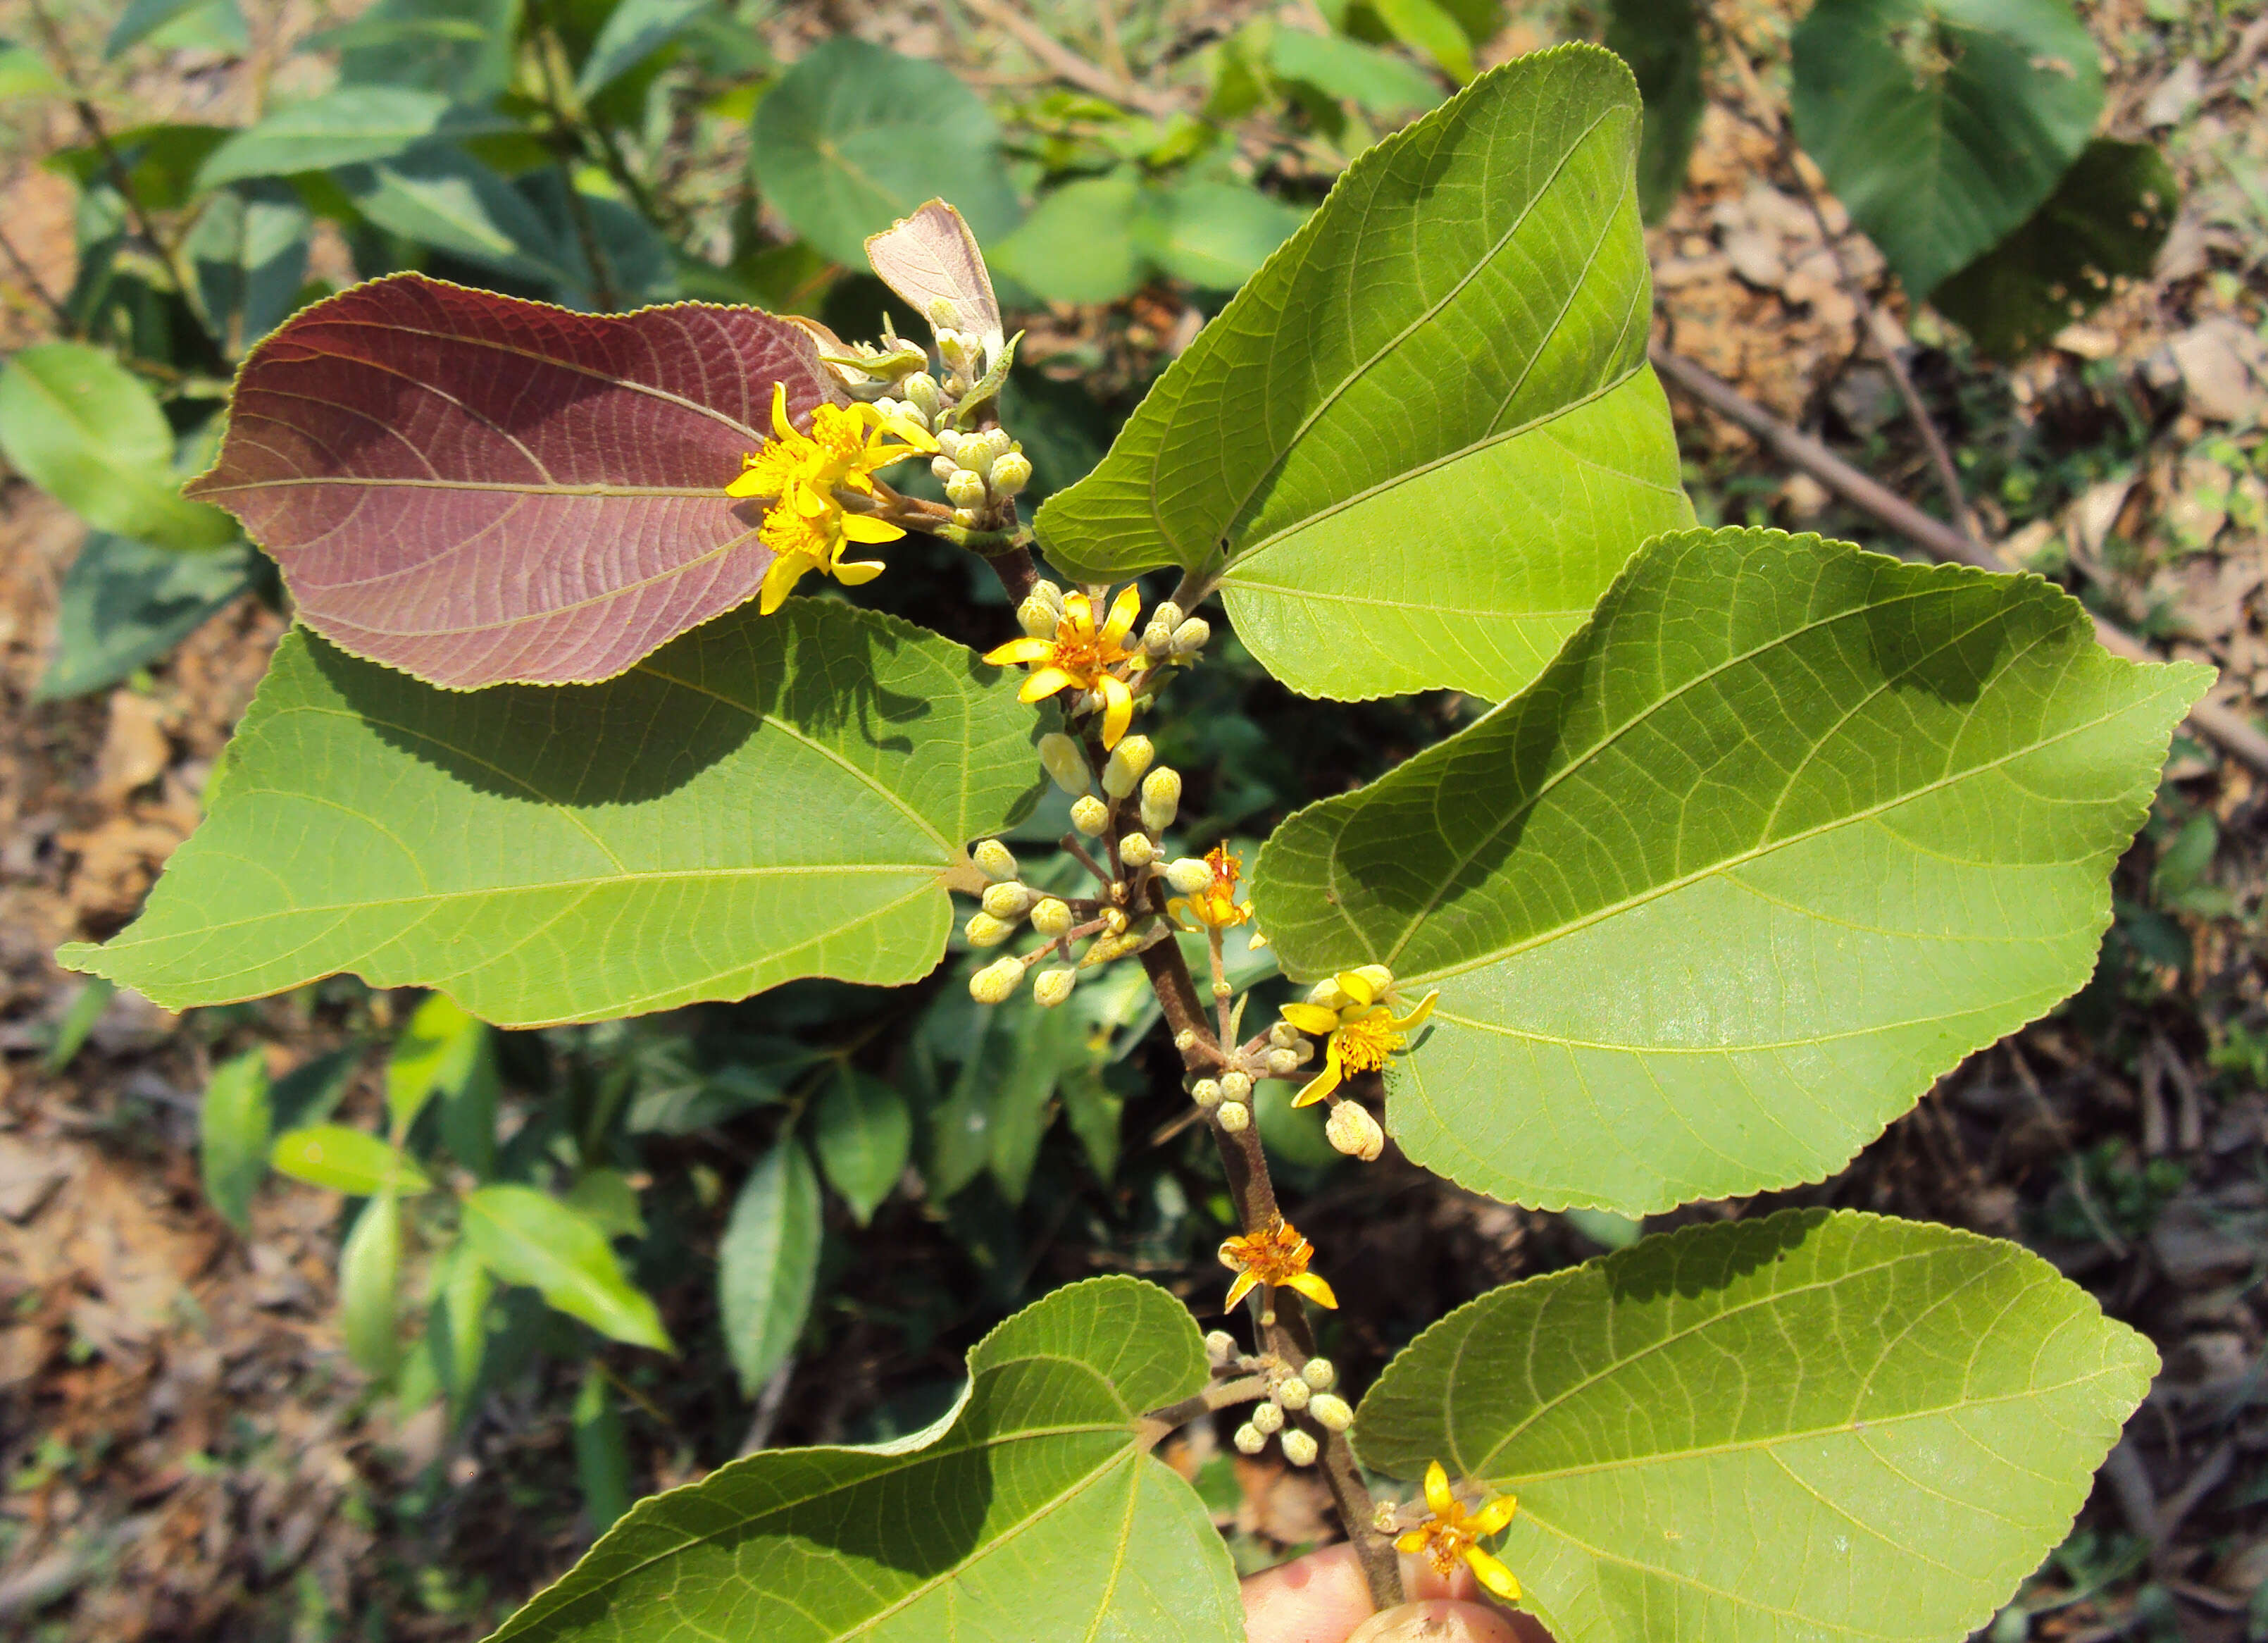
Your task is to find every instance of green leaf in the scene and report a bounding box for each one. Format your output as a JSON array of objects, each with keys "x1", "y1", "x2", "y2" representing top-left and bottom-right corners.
[
  {"x1": 577, "y1": 0, "x2": 710, "y2": 99},
  {"x1": 0, "y1": 39, "x2": 63, "y2": 98},
  {"x1": 719, "y1": 1141, "x2": 822, "y2": 1396},
  {"x1": 1605, "y1": 0, "x2": 1704, "y2": 224},
  {"x1": 339, "y1": 1192, "x2": 402, "y2": 1376},
  {"x1": 752, "y1": 36, "x2": 1021, "y2": 268},
  {"x1": 573, "y1": 1361, "x2": 634, "y2": 1535},
  {"x1": 107, "y1": 0, "x2": 227, "y2": 56},
  {"x1": 184, "y1": 182, "x2": 313, "y2": 348},
  {"x1": 427, "y1": 1240, "x2": 493, "y2": 1417},
  {"x1": 0, "y1": 345, "x2": 239, "y2": 550},
  {"x1": 463, "y1": 1184, "x2": 673, "y2": 1353},
  {"x1": 1133, "y1": 177, "x2": 1309, "y2": 292},
  {"x1": 1790, "y1": 0, "x2": 2105, "y2": 302},
  {"x1": 490, "y1": 1276, "x2": 1241, "y2": 1643},
  {"x1": 61, "y1": 599, "x2": 1045, "y2": 1027},
  {"x1": 1037, "y1": 46, "x2": 1690, "y2": 704},
  {"x1": 1252, "y1": 528, "x2": 2210, "y2": 1214},
  {"x1": 341, "y1": 142, "x2": 568, "y2": 290},
  {"x1": 1356, "y1": 1210, "x2": 2157, "y2": 1643},
  {"x1": 1931, "y1": 139, "x2": 2177, "y2": 361},
  {"x1": 41, "y1": 976, "x2": 115, "y2": 1074},
  {"x1": 991, "y1": 173, "x2": 1144, "y2": 305},
  {"x1": 271, "y1": 1125, "x2": 434, "y2": 1196},
  {"x1": 1268, "y1": 27, "x2": 1443, "y2": 116},
  {"x1": 37, "y1": 535, "x2": 251, "y2": 701},
  {"x1": 814, "y1": 1067, "x2": 911, "y2": 1225},
  {"x1": 199, "y1": 1046, "x2": 271, "y2": 1232},
  {"x1": 1369, "y1": 0, "x2": 1473, "y2": 81},
  {"x1": 385, "y1": 991, "x2": 487, "y2": 1139},
  {"x1": 320, "y1": 0, "x2": 521, "y2": 104},
  {"x1": 563, "y1": 1169, "x2": 645, "y2": 1239},
  {"x1": 194, "y1": 87, "x2": 508, "y2": 191}
]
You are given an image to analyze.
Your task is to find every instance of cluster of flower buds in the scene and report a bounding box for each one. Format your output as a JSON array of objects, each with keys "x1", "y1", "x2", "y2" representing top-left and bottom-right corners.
[
  {"x1": 963, "y1": 838, "x2": 1085, "y2": 1008},
  {"x1": 1204, "y1": 1335, "x2": 1350, "y2": 1468},
  {"x1": 928, "y1": 425, "x2": 1031, "y2": 528},
  {"x1": 1135, "y1": 599, "x2": 1212, "y2": 666},
  {"x1": 1188, "y1": 1069, "x2": 1256, "y2": 1134}
]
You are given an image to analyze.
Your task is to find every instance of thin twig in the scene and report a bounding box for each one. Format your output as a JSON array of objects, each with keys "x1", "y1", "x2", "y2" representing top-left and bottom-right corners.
[
  {"x1": 1647, "y1": 343, "x2": 2268, "y2": 777},
  {"x1": 0, "y1": 216, "x2": 72, "y2": 335},
  {"x1": 738, "y1": 1356, "x2": 797, "y2": 1455},
  {"x1": 958, "y1": 0, "x2": 1182, "y2": 118},
  {"x1": 26, "y1": 0, "x2": 187, "y2": 285}
]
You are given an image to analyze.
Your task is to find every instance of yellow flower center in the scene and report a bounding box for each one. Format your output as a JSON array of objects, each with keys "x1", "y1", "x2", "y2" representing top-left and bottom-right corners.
[
  {"x1": 1332, "y1": 1012, "x2": 1406, "y2": 1075},
  {"x1": 1410, "y1": 1515, "x2": 1481, "y2": 1580}
]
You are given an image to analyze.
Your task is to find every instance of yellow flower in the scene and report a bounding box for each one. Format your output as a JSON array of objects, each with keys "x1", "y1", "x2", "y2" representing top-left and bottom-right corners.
[
  {"x1": 1278, "y1": 968, "x2": 1438, "y2": 1108},
  {"x1": 1169, "y1": 843, "x2": 1252, "y2": 931},
  {"x1": 1396, "y1": 1461, "x2": 1520, "y2": 1602},
  {"x1": 981, "y1": 585, "x2": 1144, "y2": 748},
  {"x1": 726, "y1": 383, "x2": 935, "y2": 612},
  {"x1": 1219, "y1": 1218, "x2": 1337, "y2": 1313}
]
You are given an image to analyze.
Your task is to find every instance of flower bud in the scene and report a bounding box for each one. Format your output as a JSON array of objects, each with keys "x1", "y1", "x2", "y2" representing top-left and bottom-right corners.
[
  {"x1": 1190, "y1": 1078, "x2": 1223, "y2": 1110},
  {"x1": 945, "y1": 469, "x2": 988, "y2": 510},
  {"x1": 1140, "y1": 767, "x2": 1181, "y2": 833},
  {"x1": 943, "y1": 373, "x2": 968, "y2": 397},
  {"x1": 1070, "y1": 794, "x2": 1109, "y2": 836},
  {"x1": 1281, "y1": 1429, "x2": 1319, "y2": 1468},
  {"x1": 1291, "y1": 1038, "x2": 1314, "y2": 1065},
  {"x1": 1102, "y1": 735, "x2": 1154, "y2": 799},
  {"x1": 904, "y1": 372, "x2": 943, "y2": 418},
  {"x1": 873, "y1": 395, "x2": 903, "y2": 421},
  {"x1": 1307, "y1": 978, "x2": 1347, "y2": 1010},
  {"x1": 972, "y1": 839, "x2": 1018, "y2": 881},
  {"x1": 1150, "y1": 600, "x2": 1183, "y2": 634},
  {"x1": 930, "y1": 454, "x2": 959, "y2": 483},
  {"x1": 1173, "y1": 1028, "x2": 1197, "y2": 1052},
  {"x1": 935, "y1": 427, "x2": 966, "y2": 462},
  {"x1": 1030, "y1": 897, "x2": 1072, "y2": 937},
  {"x1": 981, "y1": 881, "x2": 1035, "y2": 919},
  {"x1": 1040, "y1": 733, "x2": 1090, "y2": 796},
  {"x1": 1264, "y1": 1048, "x2": 1300, "y2": 1077},
  {"x1": 1274, "y1": 1375, "x2": 1311, "y2": 1411},
  {"x1": 1233, "y1": 1422, "x2": 1266, "y2": 1456},
  {"x1": 1119, "y1": 831, "x2": 1156, "y2": 868},
  {"x1": 1269, "y1": 1022, "x2": 1299, "y2": 1049},
  {"x1": 1216, "y1": 1100, "x2": 1251, "y2": 1134},
  {"x1": 1326, "y1": 1100, "x2": 1385, "y2": 1162},
  {"x1": 951, "y1": 506, "x2": 981, "y2": 528},
  {"x1": 1251, "y1": 1399, "x2": 1285, "y2": 1435},
  {"x1": 964, "y1": 911, "x2": 1014, "y2": 948},
  {"x1": 1301, "y1": 1358, "x2": 1335, "y2": 1391},
  {"x1": 1165, "y1": 857, "x2": 1211, "y2": 895},
  {"x1": 1032, "y1": 967, "x2": 1076, "y2": 1008},
  {"x1": 969, "y1": 956, "x2": 1023, "y2": 1004},
  {"x1": 1219, "y1": 1071, "x2": 1252, "y2": 1102},
  {"x1": 1352, "y1": 963, "x2": 1395, "y2": 996},
  {"x1": 1309, "y1": 1393, "x2": 1354, "y2": 1432},
  {"x1": 939, "y1": 329, "x2": 977, "y2": 374},
  {"x1": 1142, "y1": 621, "x2": 1176, "y2": 655},
  {"x1": 1204, "y1": 1329, "x2": 1238, "y2": 1367},
  {"x1": 988, "y1": 450, "x2": 1032, "y2": 497},
  {"x1": 1170, "y1": 617, "x2": 1211, "y2": 657}
]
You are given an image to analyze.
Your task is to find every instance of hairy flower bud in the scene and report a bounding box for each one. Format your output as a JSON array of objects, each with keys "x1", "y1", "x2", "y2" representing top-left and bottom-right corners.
[
  {"x1": 1150, "y1": 600, "x2": 1183, "y2": 635},
  {"x1": 1300, "y1": 1357, "x2": 1336, "y2": 1391},
  {"x1": 1233, "y1": 1422, "x2": 1266, "y2": 1456},
  {"x1": 1307, "y1": 978, "x2": 1347, "y2": 1011},
  {"x1": 903, "y1": 371, "x2": 943, "y2": 418},
  {"x1": 1274, "y1": 1375, "x2": 1311, "y2": 1412},
  {"x1": 1070, "y1": 794, "x2": 1109, "y2": 836},
  {"x1": 1032, "y1": 967, "x2": 1076, "y2": 1008},
  {"x1": 1352, "y1": 962, "x2": 1395, "y2": 996},
  {"x1": 945, "y1": 469, "x2": 988, "y2": 510},
  {"x1": 1173, "y1": 1028, "x2": 1197, "y2": 1051},
  {"x1": 1216, "y1": 1099, "x2": 1251, "y2": 1134},
  {"x1": 1030, "y1": 897, "x2": 1072, "y2": 937},
  {"x1": 1040, "y1": 733, "x2": 1090, "y2": 796},
  {"x1": 1281, "y1": 1429, "x2": 1319, "y2": 1468},
  {"x1": 1264, "y1": 1048, "x2": 1300, "y2": 1077},
  {"x1": 964, "y1": 911, "x2": 1014, "y2": 948},
  {"x1": 1251, "y1": 1399, "x2": 1285, "y2": 1436},
  {"x1": 1140, "y1": 767, "x2": 1181, "y2": 833},
  {"x1": 1326, "y1": 1100, "x2": 1385, "y2": 1162},
  {"x1": 1142, "y1": 621, "x2": 1175, "y2": 655},
  {"x1": 930, "y1": 454, "x2": 958, "y2": 483},
  {"x1": 969, "y1": 955, "x2": 1023, "y2": 1004},
  {"x1": 1164, "y1": 857, "x2": 1211, "y2": 895},
  {"x1": 951, "y1": 506, "x2": 981, "y2": 528},
  {"x1": 1102, "y1": 735, "x2": 1154, "y2": 799},
  {"x1": 1219, "y1": 1071, "x2": 1252, "y2": 1102},
  {"x1": 972, "y1": 839, "x2": 1018, "y2": 881},
  {"x1": 981, "y1": 881, "x2": 1035, "y2": 919},
  {"x1": 1190, "y1": 1078, "x2": 1223, "y2": 1110},
  {"x1": 1268, "y1": 1022, "x2": 1300, "y2": 1049},
  {"x1": 1309, "y1": 1393, "x2": 1353, "y2": 1432},
  {"x1": 938, "y1": 328, "x2": 977, "y2": 374},
  {"x1": 1170, "y1": 617, "x2": 1211, "y2": 657},
  {"x1": 1119, "y1": 832, "x2": 1156, "y2": 868},
  {"x1": 1204, "y1": 1329, "x2": 1238, "y2": 1367},
  {"x1": 935, "y1": 427, "x2": 966, "y2": 462},
  {"x1": 988, "y1": 450, "x2": 1032, "y2": 497}
]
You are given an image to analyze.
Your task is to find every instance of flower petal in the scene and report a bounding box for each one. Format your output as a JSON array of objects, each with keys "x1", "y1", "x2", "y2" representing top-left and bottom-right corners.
[
  {"x1": 1423, "y1": 1461, "x2": 1454, "y2": 1521},
  {"x1": 1395, "y1": 1530, "x2": 1428, "y2": 1556},
  {"x1": 1285, "y1": 1271, "x2": 1338, "y2": 1308},
  {"x1": 1390, "y1": 991, "x2": 1440, "y2": 1034},
  {"x1": 768, "y1": 380, "x2": 794, "y2": 442},
  {"x1": 1470, "y1": 1495, "x2": 1518, "y2": 1537},
  {"x1": 1099, "y1": 674, "x2": 1133, "y2": 748},
  {"x1": 1061, "y1": 590, "x2": 1092, "y2": 631},
  {"x1": 1100, "y1": 583, "x2": 1142, "y2": 646},
  {"x1": 1292, "y1": 1052, "x2": 1343, "y2": 1108},
  {"x1": 837, "y1": 513, "x2": 904, "y2": 543},
  {"x1": 1280, "y1": 1003, "x2": 1340, "y2": 1036},
  {"x1": 833, "y1": 559, "x2": 886, "y2": 585},
  {"x1": 1020, "y1": 667, "x2": 1078, "y2": 702},
  {"x1": 1223, "y1": 1272, "x2": 1259, "y2": 1313},
  {"x1": 757, "y1": 554, "x2": 806, "y2": 615},
  {"x1": 725, "y1": 468, "x2": 771, "y2": 499},
  {"x1": 1464, "y1": 1549, "x2": 1520, "y2": 1602},
  {"x1": 983, "y1": 636, "x2": 1057, "y2": 666},
  {"x1": 1336, "y1": 969, "x2": 1378, "y2": 1009}
]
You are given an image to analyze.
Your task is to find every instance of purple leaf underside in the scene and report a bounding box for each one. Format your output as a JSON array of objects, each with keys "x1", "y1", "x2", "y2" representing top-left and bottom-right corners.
[{"x1": 188, "y1": 273, "x2": 844, "y2": 688}]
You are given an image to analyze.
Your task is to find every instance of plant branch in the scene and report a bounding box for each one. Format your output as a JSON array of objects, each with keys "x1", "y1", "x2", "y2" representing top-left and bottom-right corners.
[
  {"x1": 27, "y1": 1, "x2": 187, "y2": 287},
  {"x1": 1648, "y1": 343, "x2": 2268, "y2": 777},
  {"x1": 957, "y1": 0, "x2": 1182, "y2": 119},
  {"x1": 0, "y1": 219, "x2": 72, "y2": 335},
  {"x1": 1135, "y1": 1372, "x2": 1273, "y2": 1442}
]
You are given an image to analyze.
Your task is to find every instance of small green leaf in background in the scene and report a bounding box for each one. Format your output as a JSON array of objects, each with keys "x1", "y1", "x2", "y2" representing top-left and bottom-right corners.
[
  {"x1": 753, "y1": 36, "x2": 1021, "y2": 267},
  {"x1": 1356, "y1": 1211, "x2": 2157, "y2": 1643},
  {"x1": 1132, "y1": 178, "x2": 1309, "y2": 291},
  {"x1": 1931, "y1": 139, "x2": 2178, "y2": 361},
  {"x1": 563, "y1": 1170, "x2": 645, "y2": 1240},
  {"x1": 1790, "y1": 0, "x2": 2105, "y2": 301},
  {"x1": 36, "y1": 535, "x2": 253, "y2": 702},
  {"x1": 718, "y1": 1141, "x2": 821, "y2": 1397},
  {"x1": 107, "y1": 0, "x2": 240, "y2": 58},
  {"x1": 576, "y1": 0, "x2": 710, "y2": 100},
  {"x1": 812, "y1": 1068, "x2": 911, "y2": 1226},
  {"x1": 1269, "y1": 27, "x2": 1443, "y2": 116},
  {"x1": 1253, "y1": 528, "x2": 2210, "y2": 1215},
  {"x1": 991, "y1": 174, "x2": 1143, "y2": 304},
  {"x1": 185, "y1": 181, "x2": 313, "y2": 349},
  {"x1": 338, "y1": 1193, "x2": 402, "y2": 1377},
  {"x1": 426, "y1": 1241, "x2": 493, "y2": 1419},
  {"x1": 1038, "y1": 46, "x2": 1691, "y2": 705},
  {"x1": 319, "y1": 0, "x2": 520, "y2": 106},
  {"x1": 572, "y1": 1363, "x2": 633, "y2": 1538},
  {"x1": 199, "y1": 1047, "x2": 271, "y2": 1232},
  {"x1": 0, "y1": 345, "x2": 239, "y2": 550},
  {"x1": 41, "y1": 976, "x2": 116, "y2": 1074},
  {"x1": 272, "y1": 1125, "x2": 434, "y2": 1196},
  {"x1": 487, "y1": 1277, "x2": 1242, "y2": 1643},
  {"x1": 194, "y1": 87, "x2": 507, "y2": 191},
  {"x1": 1367, "y1": 0, "x2": 1474, "y2": 81},
  {"x1": 385, "y1": 991, "x2": 485, "y2": 1138},
  {"x1": 463, "y1": 1184, "x2": 672, "y2": 1352},
  {"x1": 339, "y1": 142, "x2": 569, "y2": 291},
  {"x1": 0, "y1": 39, "x2": 64, "y2": 99},
  {"x1": 1604, "y1": 0, "x2": 1704, "y2": 224}
]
